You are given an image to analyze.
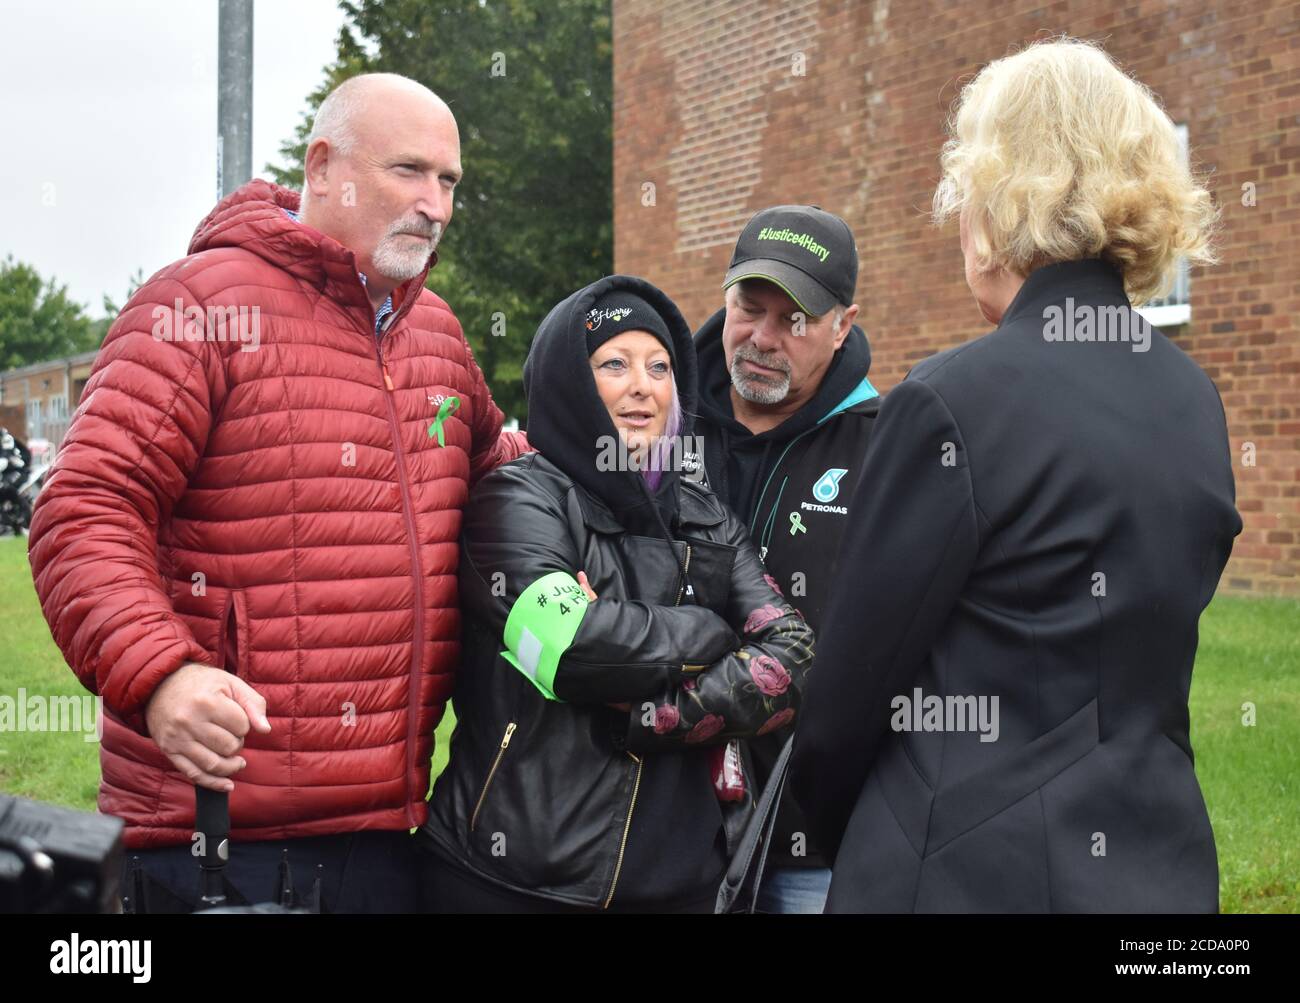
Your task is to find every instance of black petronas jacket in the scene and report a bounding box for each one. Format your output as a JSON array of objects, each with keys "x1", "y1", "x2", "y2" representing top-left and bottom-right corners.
[
  {"x1": 422, "y1": 276, "x2": 815, "y2": 910},
  {"x1": 690, "y1": 308, "x2": 880, "y2": 870}
]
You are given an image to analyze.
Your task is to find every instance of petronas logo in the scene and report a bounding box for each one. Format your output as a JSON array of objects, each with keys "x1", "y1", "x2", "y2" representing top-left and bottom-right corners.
[{"x1": 812, "y1": 468, "x2": 848, "y2": 503}]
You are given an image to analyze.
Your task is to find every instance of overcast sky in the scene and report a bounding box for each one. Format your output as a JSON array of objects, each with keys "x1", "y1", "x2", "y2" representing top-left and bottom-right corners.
[{"x1": 0, "y1": 0, "x2": 350, "y2": 314}]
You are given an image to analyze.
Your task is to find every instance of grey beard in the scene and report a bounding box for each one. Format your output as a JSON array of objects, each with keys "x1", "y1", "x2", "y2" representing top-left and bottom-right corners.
[
  {"x1": 730, "y1": 347, "x2": 791, "y2": 404},
  {"x1": 372, "y1": 223, "x2": 442, "y2": 282}
]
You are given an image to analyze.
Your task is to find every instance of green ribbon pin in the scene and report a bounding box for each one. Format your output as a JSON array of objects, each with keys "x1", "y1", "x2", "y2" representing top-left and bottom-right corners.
[{"x1": 427, "y1": 396, "x2": 461, "y2": 447}]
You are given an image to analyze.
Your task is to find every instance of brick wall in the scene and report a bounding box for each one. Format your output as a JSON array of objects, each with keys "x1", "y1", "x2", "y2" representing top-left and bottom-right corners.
[{"x1": 613, "y1": 0, "x2": 1300, "y2": 596}]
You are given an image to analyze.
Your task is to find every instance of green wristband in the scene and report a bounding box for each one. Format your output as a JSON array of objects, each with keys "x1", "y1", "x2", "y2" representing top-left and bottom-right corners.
[{"x1": 501, "y1": 571, "x2": 591, "y2": 701}]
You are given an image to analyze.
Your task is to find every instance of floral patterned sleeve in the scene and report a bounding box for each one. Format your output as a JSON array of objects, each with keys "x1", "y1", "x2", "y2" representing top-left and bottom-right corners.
[{"x1": 623, "y1": 512, "x2": 816, "y2": 751}]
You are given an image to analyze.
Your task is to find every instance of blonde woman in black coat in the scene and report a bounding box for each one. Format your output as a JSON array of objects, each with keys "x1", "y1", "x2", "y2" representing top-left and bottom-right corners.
[{"x1": 792, "y1": 37, "x2": 1239, "y2": 913}]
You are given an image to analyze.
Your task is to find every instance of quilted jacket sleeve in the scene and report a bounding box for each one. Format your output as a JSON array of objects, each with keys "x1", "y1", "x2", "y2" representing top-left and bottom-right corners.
[
  {"x1": 27, "y1": 275, "x2": 221, "y2": 734},
  {"x1": 459, "y1": 325, "x2": 532, "y2": 487},
  {"x1": 459, "y1": 459, "x2": 742, "y2": 704},
  {"x1": 623, "y1": 506, "x2": 816, "y2": 752}
]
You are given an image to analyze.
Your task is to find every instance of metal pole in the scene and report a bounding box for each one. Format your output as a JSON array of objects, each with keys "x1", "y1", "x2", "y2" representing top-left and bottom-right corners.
[{"x1": 217, "y1": 0, "x2": 254, "y2": 198}]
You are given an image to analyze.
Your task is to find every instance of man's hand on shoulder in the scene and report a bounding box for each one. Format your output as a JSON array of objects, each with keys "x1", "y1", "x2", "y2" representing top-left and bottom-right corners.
[{"x1": 144, "y1": 662, "x2": 272, "y2": 792}]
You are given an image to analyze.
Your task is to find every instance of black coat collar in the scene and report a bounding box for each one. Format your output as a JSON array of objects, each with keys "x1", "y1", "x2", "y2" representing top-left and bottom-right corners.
[{"x1": 1000, "y1": 259, "x2": 1130, "y2": 329}]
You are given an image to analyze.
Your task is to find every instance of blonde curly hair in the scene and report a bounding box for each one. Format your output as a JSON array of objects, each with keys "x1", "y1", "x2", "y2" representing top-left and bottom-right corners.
[{"x1": 932, "y1": 37, "x2": 1218, "y2": 305}]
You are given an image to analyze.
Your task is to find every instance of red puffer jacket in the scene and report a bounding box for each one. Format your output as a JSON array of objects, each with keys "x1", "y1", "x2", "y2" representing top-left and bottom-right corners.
[{"x1": 27, "y1": 180, "x2": 530, "y2": 848}]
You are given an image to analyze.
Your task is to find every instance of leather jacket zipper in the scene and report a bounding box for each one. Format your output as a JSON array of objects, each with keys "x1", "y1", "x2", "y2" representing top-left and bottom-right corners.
[
  {"x1": 603, "y1": 751, "x2": 643, "y2": 909},
  {"x1": 674, "y1": 543, "x2": 693, "y2": 606},
  {"x1": 470, "y1": 721, "x2": 516, "y2": 832},
  {"x1": 604, "y1": 542, "x2": 691, "y2": 909}
]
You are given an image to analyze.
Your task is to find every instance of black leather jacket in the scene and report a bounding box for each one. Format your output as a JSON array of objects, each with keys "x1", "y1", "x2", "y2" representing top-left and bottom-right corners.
[{"x1": 421, "y1": 452, "x2": 816, "y2": 909}]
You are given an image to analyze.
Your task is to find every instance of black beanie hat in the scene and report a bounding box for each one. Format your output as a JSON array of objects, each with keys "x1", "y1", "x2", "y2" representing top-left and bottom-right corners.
[{"x1": 584, "y1": 290, "x2": 677, "y2": 369}]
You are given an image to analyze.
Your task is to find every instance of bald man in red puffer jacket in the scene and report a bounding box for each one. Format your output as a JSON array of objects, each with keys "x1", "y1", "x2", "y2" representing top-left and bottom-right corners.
[{"x1": 27, "y1": 74, "x2": 529, "y2": 912}]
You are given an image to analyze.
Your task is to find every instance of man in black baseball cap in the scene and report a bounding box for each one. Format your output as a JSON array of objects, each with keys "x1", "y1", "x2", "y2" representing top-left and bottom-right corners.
[
  {"x1": 688, "y1": 204, "x2": 882, "y2": 913},
  {"x1": 722, "y1": 204, "x2": 859, "y2": 318}
]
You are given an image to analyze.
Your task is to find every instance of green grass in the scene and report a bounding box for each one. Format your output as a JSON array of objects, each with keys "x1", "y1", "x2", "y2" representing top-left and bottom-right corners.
[
  {"x1": 0, "y1": 535, "x2": 457, "y2": 811},
  {"x1": 0, "y1": 534, "x2": 101, "y2": 809},
  {"x1": 1, "y1": 535, "x2": 1295, "y2": 911},
  {"x1": 1186, "y1": 594, "x2": 1299, "y2": 913}
]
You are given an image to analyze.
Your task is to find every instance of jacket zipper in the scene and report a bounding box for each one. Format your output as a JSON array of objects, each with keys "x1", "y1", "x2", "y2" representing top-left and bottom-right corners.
[
  {"x1": 374, "y1": 329, "x2": 426, "y2": 828},
  {"x1": 674, "y1": 544, "x2": 694, "y2": 606},
  {"x1": 748, "y1": 430, "x2": 812, "y2": 535},
  {"x1": 603, "y1": 541, "x2": 691, "y2": 909},
  {"x1": 759, "y1": 476, "x2": 790, "y2": 555},
  {"x1": 470, "y1": 721, "x2": 516, "y2": 832},
  {"x1": 603, "y1": 751, "x2": 643, "y2": 909}
]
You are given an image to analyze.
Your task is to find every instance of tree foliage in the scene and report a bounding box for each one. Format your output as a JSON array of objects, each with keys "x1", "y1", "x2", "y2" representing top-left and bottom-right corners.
[
  {"x1": 268, "y1": 0, "x2": 613, "y2": 420},
  {"x1": 0, "y1": 257, "x2": 97, "y2": 371}
]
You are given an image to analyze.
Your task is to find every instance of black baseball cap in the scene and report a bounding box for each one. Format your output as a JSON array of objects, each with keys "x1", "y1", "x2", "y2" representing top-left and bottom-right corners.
[{"x1": 722, "y1": 205, "x2": 858, "y2": 316}]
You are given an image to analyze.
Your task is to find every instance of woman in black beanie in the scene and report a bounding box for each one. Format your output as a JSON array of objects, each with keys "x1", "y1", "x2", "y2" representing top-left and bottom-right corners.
[{"x1": 417, "y1": 275, "x2": 814, "y2": 913}]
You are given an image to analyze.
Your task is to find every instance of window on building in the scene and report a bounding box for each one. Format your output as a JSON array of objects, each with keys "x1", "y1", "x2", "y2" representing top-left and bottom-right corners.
[{"x1": 1136, "y1": 123, "x2": 1192, "y2": 328}]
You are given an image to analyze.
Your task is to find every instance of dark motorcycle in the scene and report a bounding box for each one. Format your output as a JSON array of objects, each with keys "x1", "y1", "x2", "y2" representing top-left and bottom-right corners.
[{"x1": 0, "y1": 429, "x2": 48, "y2": 536}]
